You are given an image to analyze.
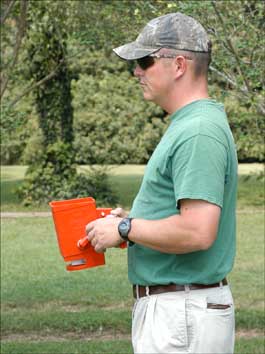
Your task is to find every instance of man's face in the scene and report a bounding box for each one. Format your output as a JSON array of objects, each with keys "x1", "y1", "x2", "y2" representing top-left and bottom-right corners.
[{"x1": 133, "y1": 57, "x2": 175, "y2": 105}]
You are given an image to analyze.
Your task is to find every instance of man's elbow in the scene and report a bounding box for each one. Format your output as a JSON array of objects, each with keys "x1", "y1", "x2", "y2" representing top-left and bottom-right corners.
[{"x1": 197, "y1": 231, "x2": 217, "y2": 250}]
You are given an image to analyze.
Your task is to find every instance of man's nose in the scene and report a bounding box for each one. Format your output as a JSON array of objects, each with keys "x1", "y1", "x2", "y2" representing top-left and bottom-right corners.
[{"x1": 134, "y1": 64, "x2": 144, "y2": 77}]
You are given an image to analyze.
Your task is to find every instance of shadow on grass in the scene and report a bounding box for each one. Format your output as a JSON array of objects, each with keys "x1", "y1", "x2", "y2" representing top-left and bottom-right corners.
[
  {"x1": 0, "y1": 179, "x2": 50, "y2": 212},
  {"x1": 237, "y1": 175, "x2": 264, "y2": 208},
  {"x1": 1, "y1": 180, "x2": 22, "y2": 205}
]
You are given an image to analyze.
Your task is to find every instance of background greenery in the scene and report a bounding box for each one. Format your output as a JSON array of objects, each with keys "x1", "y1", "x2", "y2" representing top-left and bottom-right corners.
[{"x1": 1, "y1": 0, "x2": 264, "y2": 166}]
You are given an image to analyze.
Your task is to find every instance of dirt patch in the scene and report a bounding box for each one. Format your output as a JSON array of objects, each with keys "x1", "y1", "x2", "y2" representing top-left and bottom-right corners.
[
  {"x1": 1, "y1": 330, "x2": 131, "y2": 343},
  {"x1": 2, "y1": 300, "x2": 132, "y2": 313},
  {"x1": 236, "y1": 329, "x2": 264, "y2": 338},
  {"x1": 2, "y1": 210, "x2": 264, "y2": 218},
  {"x1": 1, "y1": 212, "x2": 51, "y2": 218},
  {"x1": 2, "y1": 329, "x2": 263, "y2": 343}
]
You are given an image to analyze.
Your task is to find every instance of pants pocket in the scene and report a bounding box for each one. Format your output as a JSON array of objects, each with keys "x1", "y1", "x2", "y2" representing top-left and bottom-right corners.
[
  {"x1": 154, "y1": 295, "x2": 188, "y2": 349},
  {"x1": 132, "y1": 295, "x2": 188, "y2": 354},
  {"x1": 190, "y1": 288, "x2": 235, "y2": 354}
]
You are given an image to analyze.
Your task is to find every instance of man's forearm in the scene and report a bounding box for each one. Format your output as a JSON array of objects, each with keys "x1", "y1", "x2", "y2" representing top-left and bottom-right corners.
[{"x1": 129, "y1": 215, "x2": 208, "y2": 254}]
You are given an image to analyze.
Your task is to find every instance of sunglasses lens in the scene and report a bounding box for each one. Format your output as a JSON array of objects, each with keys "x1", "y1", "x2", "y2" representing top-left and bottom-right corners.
[{"x1": 137, "y1": 56, "x2": 155, "y2": 70}]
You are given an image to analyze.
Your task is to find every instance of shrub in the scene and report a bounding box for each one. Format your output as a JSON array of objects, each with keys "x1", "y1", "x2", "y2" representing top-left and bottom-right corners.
[
  {"x1": 224, "y1": 95, "x2": 264, "y2": 162},
  {"x1": 19, "y1": 142, "x2": 117, "y2": 206}
]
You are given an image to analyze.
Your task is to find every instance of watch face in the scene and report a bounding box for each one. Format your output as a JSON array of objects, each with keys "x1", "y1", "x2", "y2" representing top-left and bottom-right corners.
[
  {"x1": 120, "y1": 221, "x2": 129, "y2": 235},
  {"x1": 118, "y1": 218, "x2": 131, "y2": 238}
]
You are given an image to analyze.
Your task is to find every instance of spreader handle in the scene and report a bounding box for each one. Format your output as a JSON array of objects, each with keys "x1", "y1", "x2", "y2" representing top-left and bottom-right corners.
[{"x1": 77, "y1": 236, "x2": 89, "y2": 250}]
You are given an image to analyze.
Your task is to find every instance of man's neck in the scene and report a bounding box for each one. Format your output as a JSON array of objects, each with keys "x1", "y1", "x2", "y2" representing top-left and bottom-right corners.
[{"x1": 163, "y1": 79, "x2": 209, "y2": 114}]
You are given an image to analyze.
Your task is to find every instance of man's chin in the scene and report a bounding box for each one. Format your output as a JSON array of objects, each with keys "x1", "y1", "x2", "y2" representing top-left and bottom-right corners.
[{"x1": 142, "y1": 92, "x2": 153, "y2": 101}]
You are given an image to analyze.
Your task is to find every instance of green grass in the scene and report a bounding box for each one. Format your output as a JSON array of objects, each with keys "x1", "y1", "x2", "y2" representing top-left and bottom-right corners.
[
  {"x1": 1, "y1": 218, "x2": 131, "y2": 305},
  {"x1": 1, "y1": 212, "x2": 264, "y2": 353},
  {"x1": 1, "y1": 164, "x2": 264, "y2": 353},
  {"x1": 1, "y1": 338, "x2": 264, "y2": 354},
  {"x1": 230, "y1": 214, "x2": 264, "y2": 312},
  {"x1": 235, "y1": 338, "x2": 265, "y2": 354},
  {"x1": 1, "y1": 340, "x2": 133, "y2": 354}
]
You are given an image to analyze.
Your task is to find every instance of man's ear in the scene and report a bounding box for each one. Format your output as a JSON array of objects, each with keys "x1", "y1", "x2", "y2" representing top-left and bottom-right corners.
[{"x1": 174, "y1": 56, "x2": 187, "y2": 79}]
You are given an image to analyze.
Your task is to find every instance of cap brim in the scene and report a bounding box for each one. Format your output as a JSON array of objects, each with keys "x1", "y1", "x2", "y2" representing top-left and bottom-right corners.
[{"x1": 113, "y1": 41, "x2": 160, "y2": 60}]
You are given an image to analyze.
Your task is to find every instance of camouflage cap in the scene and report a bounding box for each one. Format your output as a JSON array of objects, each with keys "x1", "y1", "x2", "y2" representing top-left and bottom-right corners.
[{"x1": 113, "y1": 12, "x2": 211, "y2": 60}]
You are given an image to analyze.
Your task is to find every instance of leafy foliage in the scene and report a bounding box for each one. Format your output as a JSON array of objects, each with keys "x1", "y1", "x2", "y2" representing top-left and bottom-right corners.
[
  {"x1": 25, "y1": 2, "x2": 74, "y2": 146},
  {"x1": 1, "y1": 0, "x2": 264, "y2": 174}
]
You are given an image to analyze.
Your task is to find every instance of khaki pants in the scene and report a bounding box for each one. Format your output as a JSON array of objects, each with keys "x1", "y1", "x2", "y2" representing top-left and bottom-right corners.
[{"x1": 132, "y1": 285, "x2": 235, "y2": 354}]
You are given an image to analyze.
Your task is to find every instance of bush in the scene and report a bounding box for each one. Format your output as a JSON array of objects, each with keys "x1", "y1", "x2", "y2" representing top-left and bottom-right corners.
[
  {"x1": 19, "y1": 142, "x2": 118, "y2": 206},
  {"x1": 71, "y1": 54, "x2": 167, "y2": 165},
  {"x1": 68, "y1": 168, "x2": 118, "y2": 206},
  {"x1": 0, "y1": 104, "x2": 30, "y2": 165},
  {"x1": 1, "y1": 140, "x2": 23, "y2": 165},
  {"x1": 224, "y1": 95, "x2": 264, "y2": 162},
  {"x1": 2, "y1": 49, "x2": 264, "y2": 165}
]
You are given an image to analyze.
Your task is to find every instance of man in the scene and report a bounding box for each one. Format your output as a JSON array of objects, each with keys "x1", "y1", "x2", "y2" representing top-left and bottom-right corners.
[{"x1": 86, "y1": 12, "x2": 237, "y2": 354}]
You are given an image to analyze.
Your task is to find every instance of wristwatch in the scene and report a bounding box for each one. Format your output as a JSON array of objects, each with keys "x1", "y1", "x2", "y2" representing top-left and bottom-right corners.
[{"x1": 118, "y1": 217, "x2": 133, "y2": 242}]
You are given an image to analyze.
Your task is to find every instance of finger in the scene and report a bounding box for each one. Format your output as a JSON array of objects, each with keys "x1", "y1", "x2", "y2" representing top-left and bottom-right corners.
[
  {"x1": 86, "y1": 221, "x2": 95, "y2": 235},
  {"x1": 111, "y1": 208, "x2": 125, "y2": 217},
  {"x1": 91, "y1": 236, "x2": 97, "y2": 247},
  {"x1": 87, "y1": 230, "x2": 95, "y2": 242},
  {"x1": 110, "y1": 208, "x2": 120, "y2": 216},
  {"x1": 95, "y1": 245, "x2": 106, "y2": 253}
]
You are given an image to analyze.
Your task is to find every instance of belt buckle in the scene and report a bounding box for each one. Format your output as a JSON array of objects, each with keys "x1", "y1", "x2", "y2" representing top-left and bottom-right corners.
[
  {"x1": 135, "y1": 285, "x2": 150, "y2": 299},
  {"x1": 135, "y1": 284, "x2": 140, "y2": 299},
  {"x1": 145, "y1": 286, "x2": 150, "y2": 296}
]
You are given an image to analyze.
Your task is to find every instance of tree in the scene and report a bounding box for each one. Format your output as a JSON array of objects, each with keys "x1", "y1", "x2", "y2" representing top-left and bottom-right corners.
[
  {"x1": 19, "y1": 0, "x2": 117, "y2": 205},
  {"x1": 1, "y1": 0, "x2": 28, "y2": 99}
]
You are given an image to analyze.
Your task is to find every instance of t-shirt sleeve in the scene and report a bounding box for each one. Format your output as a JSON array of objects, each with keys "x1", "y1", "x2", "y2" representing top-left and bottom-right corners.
[{"x1": 171, "y1": 134, "x2": 228, "y2": 209}]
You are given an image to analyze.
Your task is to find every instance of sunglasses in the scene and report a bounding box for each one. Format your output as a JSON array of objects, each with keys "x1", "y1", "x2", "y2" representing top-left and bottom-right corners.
[{"x1": 136, "y1": 54, "x2": 193, "y2": 70}]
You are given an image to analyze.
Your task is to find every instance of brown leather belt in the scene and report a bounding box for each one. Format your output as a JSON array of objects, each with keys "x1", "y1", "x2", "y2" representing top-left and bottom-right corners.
[{"x1": 133, "y1": 278, "x2": 228, "y2": 299}]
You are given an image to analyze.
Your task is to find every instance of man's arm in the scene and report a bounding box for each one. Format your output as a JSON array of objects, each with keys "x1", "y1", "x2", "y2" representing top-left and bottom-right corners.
[
  {"x1": 128, "y1": 199, "x2": 221, "y2": 253},
  {"x1": 86, "y1": 199, "x2": 221, "y2": 254}
]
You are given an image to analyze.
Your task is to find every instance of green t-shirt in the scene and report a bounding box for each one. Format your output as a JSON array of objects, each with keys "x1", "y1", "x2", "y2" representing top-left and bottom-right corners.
[{"x1": 128, "y1": 99, "x2": 238, "y2": 285}]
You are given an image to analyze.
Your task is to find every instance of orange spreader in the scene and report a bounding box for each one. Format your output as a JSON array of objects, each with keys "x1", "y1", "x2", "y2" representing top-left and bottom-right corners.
[{"x1": 49, "y1": 197, "x2": 126, "y2": 271}]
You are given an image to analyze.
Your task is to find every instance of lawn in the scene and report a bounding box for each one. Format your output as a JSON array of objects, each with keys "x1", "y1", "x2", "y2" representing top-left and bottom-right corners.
[{"x1": 1, "y1": 164, "x2": 264, "y2": 354}]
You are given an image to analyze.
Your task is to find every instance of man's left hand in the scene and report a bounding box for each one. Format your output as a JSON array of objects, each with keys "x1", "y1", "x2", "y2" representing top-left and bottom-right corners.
[{"x1": 85, "y1": 217, "x2": 123, "y2": 253}]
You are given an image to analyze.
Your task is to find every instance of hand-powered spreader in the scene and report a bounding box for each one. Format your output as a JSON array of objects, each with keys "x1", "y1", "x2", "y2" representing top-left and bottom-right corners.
[{"x1": 49, "y1": 197, "x2": 126, "y2": 271}]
